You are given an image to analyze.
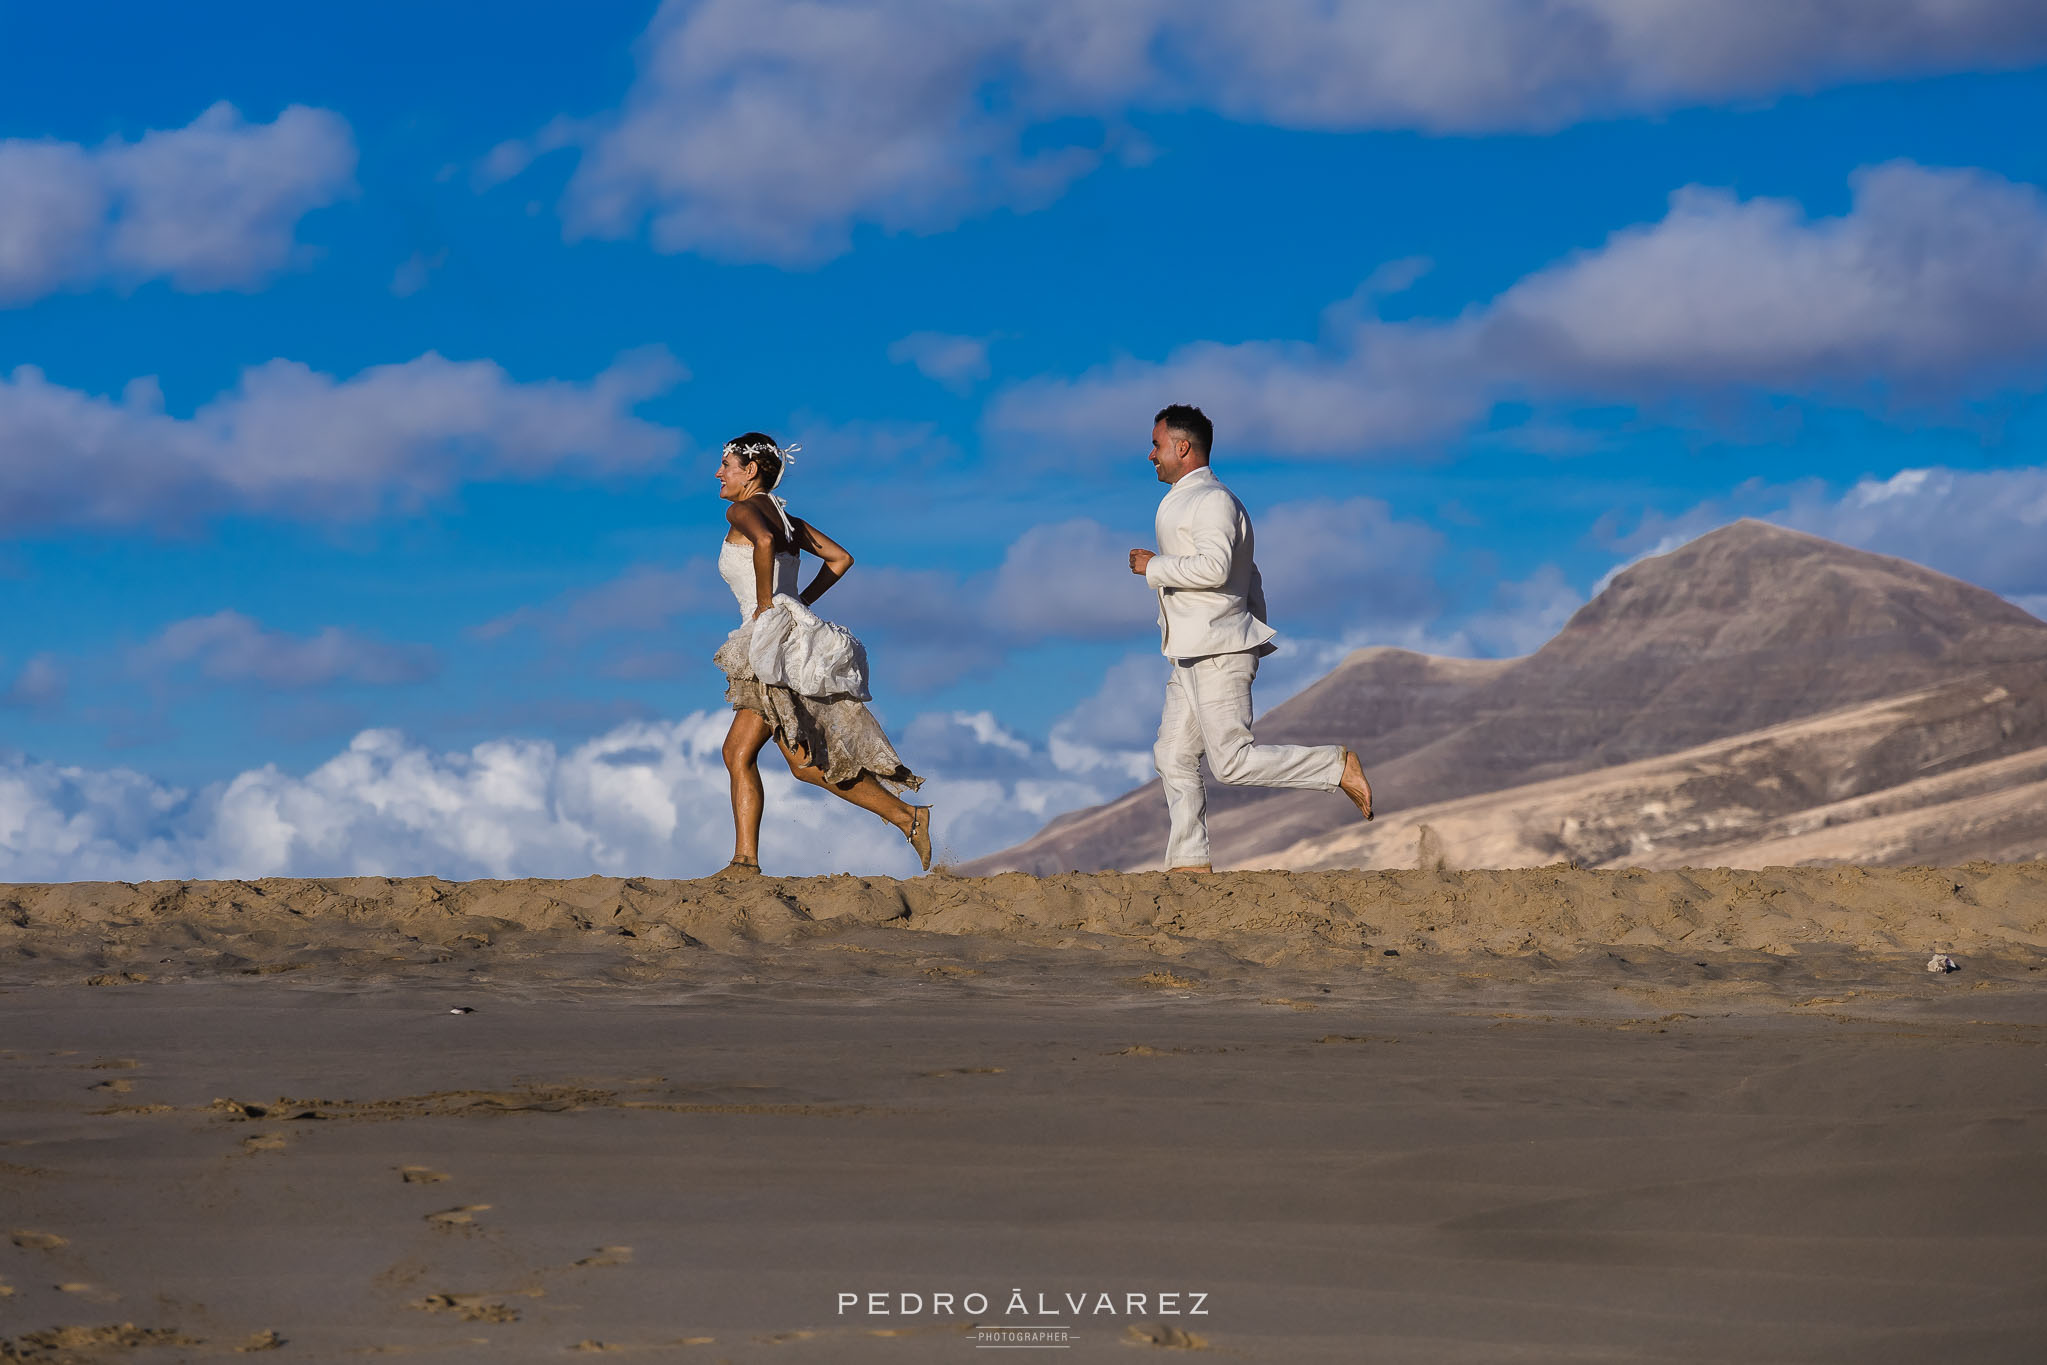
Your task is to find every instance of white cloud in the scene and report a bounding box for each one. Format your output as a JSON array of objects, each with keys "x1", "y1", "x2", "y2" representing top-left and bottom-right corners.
[
  {"x1": 132, "y1": 611, "x2": 438, "y2": 690},
  {"x1": 2, "y1": 655, "x2": 65, "y2": 710},
  {"x1": 533, "y1": 1, "x2": 2047, "y2": 265},
  {"x1": 0, "y1": 708, "x2": 1145, "y2": 881},
  {"x1": 1774, "y1": 464, "x2": 2047, "y2": 602},
  {"x1": 0, "y1": 346, "x2": 685, "y2": 530},
  {"x1": 1589, "y1": 528, "x2": 1706, "y2": 597},
  {"x1": 0, "y1": 142, "x2": 102, "y2": 304},
  {"x1": 1046, "y1": 653, "x2": 1166, "y2": 783},
  {"x1": 1446, "y1": 565, "x2": 1586, "y2": 657},
  {"x1": 888, "y1": 332, "x2": 992, "y2": 391},
  {"x1": 389, "y1": 249, "x2": 447, "y2": 298},
  {"x1": 990, "y1": 320, "x2": 1488, "y2": 459},
  {"x1": 990, "y1": 162, "x2": 2047, "y2": 458},
  {"x1": 1599, "y1": 461, "x2": 2047, "y2": 613},
  {"x1": 779, "y1": 416, "x2": 964, "y2": 471},
  {"x1": 981, "y1": 518, "x2": 1157, "y2": 641},
  {"x1": 556, "y1": 0, "x2": 1108, "y2": 264},
  {"x1": 1255, "y1": 498, "x2": 1446, "y2": 629},
  {"x1": 0, "y1": 102, "x2": 355, "y2": 305},
  {"x1": 906, "y1": 710, "x2": 1034, "y2": 767},
  {"x1": 1490, "y1": 162, "x2": 2047, "y2": 393},
  {"x1": 471, "y1": 117, "x2": 581, "y2": 192},
  {"x1": 892, "y1": 708, "x2": 1143, "y2": 861},
  {"x1": 1172, "y1": 0, "x2": 2047, "y2": 132}
]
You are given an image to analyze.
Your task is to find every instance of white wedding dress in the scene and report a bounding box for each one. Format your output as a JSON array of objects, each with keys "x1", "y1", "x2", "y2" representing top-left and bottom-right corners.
[
  {"x1": 711, "y1": 501, "x2": 920, "y2": 794},
  {"x1": 715, "y1": 537, "x2": 871, "y2": 700}
]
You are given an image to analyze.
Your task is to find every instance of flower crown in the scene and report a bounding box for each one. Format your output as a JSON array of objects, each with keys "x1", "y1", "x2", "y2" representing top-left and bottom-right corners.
[{"x1": 722, "y1": 439, "x2": 801, "y2": 490}]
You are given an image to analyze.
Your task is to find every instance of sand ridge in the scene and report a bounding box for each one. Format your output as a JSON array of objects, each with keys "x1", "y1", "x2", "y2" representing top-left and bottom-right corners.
[{"x1": 4, "y1": 865, "x2": 2045, "y2": 992}]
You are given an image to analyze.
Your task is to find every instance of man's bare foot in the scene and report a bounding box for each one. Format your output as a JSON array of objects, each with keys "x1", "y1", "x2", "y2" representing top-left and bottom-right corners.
[
  {"x1": 903, "y1": 806, "x2": 934, "y2": 872},
  {"x1": 1339, "y1": 749, "x2": 1374, "y2": 821}
]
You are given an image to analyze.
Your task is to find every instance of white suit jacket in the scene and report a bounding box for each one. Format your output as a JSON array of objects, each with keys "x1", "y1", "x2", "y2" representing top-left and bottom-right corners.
[{"x1": 1143, "y1": 466, "x2": 1278, "y2": 659}]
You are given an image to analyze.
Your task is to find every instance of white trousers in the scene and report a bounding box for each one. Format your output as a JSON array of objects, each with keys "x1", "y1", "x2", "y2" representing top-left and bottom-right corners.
[{"x1": 1154, "y1": 651, "x2": 1345, "y2": 869}]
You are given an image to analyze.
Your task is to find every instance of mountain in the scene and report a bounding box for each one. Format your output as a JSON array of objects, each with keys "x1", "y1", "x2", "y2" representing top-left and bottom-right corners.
[
  {"x1": 1279, "y1": 665, "x2": 2047, "y2": 872},
  {"x1": 964, "y1": 521, "x2": 2047, "y2": 874}
]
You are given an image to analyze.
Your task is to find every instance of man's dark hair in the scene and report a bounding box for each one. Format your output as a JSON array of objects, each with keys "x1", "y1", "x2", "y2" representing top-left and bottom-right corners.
[
  {"x1": 1154, "y1": 404, "x2": 1213, "y2": 457},
  {"x1": 723, "y1": 430, "x2": 784, "y2": 490}
]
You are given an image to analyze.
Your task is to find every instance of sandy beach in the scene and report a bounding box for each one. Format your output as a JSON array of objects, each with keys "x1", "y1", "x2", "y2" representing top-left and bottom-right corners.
[{"x1": 4, "y1": 868, "x2": 2046, "y2": 1361}]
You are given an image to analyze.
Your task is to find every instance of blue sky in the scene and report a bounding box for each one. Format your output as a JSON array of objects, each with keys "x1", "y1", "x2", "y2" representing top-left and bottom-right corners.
[{"x1": 3, "y1": 2, "x2": 2046, "y2": 879}]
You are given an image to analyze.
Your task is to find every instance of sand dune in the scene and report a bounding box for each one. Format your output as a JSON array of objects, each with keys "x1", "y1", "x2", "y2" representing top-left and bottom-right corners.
[{"x1": 7, "y1": 863, "x2": 2046, "y2": 992}]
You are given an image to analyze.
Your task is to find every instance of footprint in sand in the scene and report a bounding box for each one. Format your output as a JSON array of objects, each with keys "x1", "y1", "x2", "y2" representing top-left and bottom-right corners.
[
  {"x1": 573, "y1": 1246, "x2": 633, "y2": 1267},
  {"x1": 209, "y1": 1098, "x2": 270, "y2": 1120},
  {"x1": 425, "y1": 1205, "x2": 490, "y2": 1228},
  {"x1": 87, "y1": 1078, "x2": 135, "y2": 1094},
  {"x1": 410, "y1": 1291, "x2": 519, "y2": 1322},
  {"x1": 240, "y1": 1133, "x2": 290, "y2": 1155},
  {"x1": 6, "y1": 1326, "x2": 195, "y2": 1353},
  {"x1": 237, "y1": 1328, "x2": 286, "y2": 1352},
  {"x1": 11, "y1": 1230, "x2": 67, "y2": 1251},
  {"x1": 397, "y1": 1165, "x2": 448, "y2": 1184},
  {"x1": 1126, "y1": 1322, "x2": 1208, "y2": 1349},
  {"x1": 371, "y1": 1257, "x2": 431, "y2": 1292}
]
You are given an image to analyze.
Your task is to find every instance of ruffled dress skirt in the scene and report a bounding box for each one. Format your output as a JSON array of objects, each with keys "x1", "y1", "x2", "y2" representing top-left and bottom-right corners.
[{"x1": 714, "y1": 594, "x2": 922, "y2": 795}]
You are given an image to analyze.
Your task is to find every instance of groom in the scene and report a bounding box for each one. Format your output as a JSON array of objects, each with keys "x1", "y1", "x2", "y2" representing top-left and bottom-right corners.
[{"x1": 1128, "y1": 404, "x2": 1374, "y2": 871}]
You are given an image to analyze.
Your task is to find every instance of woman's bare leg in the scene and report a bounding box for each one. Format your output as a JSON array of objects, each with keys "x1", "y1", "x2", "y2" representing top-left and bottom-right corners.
[
  {"x1": 723, "y1": 710, "x2": 774, "y2": 863},
  {"x1": 775, "y1": 737, "x2": 913, "y2": 832}
]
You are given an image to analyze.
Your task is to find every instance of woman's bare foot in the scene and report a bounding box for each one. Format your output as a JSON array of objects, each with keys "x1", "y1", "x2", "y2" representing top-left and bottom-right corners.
[
  {"x1": 1339, "y1": 749, "x2": 1374, "y2": 821},
  {"x1": 713, "y1": 857, "x2": 761, "y2": 879},
  {"x1": 903, "y1": 806, "x2": 933, "y2": 872}
]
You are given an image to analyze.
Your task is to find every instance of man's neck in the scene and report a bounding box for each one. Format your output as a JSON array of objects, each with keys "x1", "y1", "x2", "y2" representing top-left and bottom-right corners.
[{"x1": 1167, "y1": 463, "x2": 1212, "y2": 486}]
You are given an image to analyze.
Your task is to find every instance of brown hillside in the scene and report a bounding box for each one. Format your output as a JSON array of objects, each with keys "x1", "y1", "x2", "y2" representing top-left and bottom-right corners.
[{"x1": 966, "y1": 521, "x2": 2047, "y2": 873}]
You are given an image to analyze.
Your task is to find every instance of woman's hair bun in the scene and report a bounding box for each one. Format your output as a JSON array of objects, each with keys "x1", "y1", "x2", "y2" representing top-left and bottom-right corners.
[{"x1": 722, "y1": 431, "x2": 783, "y2": 490}]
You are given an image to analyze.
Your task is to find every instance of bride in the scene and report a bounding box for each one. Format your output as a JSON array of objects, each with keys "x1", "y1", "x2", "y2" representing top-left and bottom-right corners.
[{"x1": 712, "y1": 432, "x2": 932, "y2": 876}]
